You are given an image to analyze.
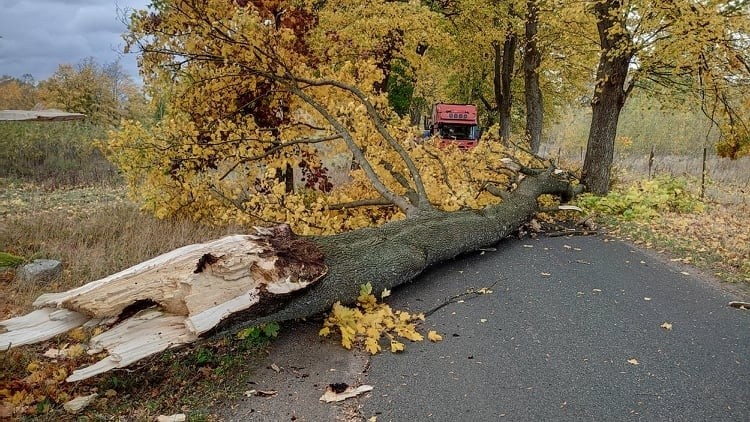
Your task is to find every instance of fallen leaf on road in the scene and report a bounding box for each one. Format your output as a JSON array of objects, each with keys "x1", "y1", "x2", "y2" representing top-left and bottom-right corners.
[
  {"x1": 680, "y1": 271, "x2": 690, "y2": 275},
  {"x1": 320, "y1": 384, "x2": 374, "y2": 403},
  {"x1": 270, "y1": 363, "x2": 281, "y2": 372},
  {"x1": 255, "y1": 390, "x2": 278, "y2": 397},
  {"x1": 644, "y1": 297, "x2": 652, "y2": 301},
  {"x1": 477, "y1": 287, "x2": 493, "y2": 294},
  {"x1": 592, "y1": 289, "x2": 602, "y2": 293},
  {"x1": 523, "y1": 244, "x2": 534, "y2": 248},
  {"x1": 381, "y1": 288, "x2": 391, "y2": 299},
  {"x1": 540, "y1": 272, "x2": 551, "y2": 276},
  {"x1": 660, "y1": 322, "x2": 673, "y2": 330},
  {"x1": 244, "y1": 389, "x2": 278, "y2": 397},
  {"x1": 479, "y1": 319, "x2": 487, "y2": 323},
  {"x1": 627, "y1": 358, "x2": 639, "y2": 366},
  {"x1": 428, "y1": 330, "x2": 443, "y2": 342},
  {"x1": 728, "y1": 301, "x2": 749, "y2": 309}
]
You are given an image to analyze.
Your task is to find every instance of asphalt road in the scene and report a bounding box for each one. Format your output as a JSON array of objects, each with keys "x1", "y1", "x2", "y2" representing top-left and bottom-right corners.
[{"x1": 217, "y1": 235, "x2": 749, "y2": 421}]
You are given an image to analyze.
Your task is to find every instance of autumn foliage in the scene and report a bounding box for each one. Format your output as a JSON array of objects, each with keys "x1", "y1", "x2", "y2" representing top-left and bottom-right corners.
[{"x1": 105, "y1": 0, "x2": 541, "y2": 234}]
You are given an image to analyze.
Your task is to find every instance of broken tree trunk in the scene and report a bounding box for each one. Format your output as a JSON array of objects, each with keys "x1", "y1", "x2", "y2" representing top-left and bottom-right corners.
[{"x1": 0, "y1": 169, "x2": 580, "y2": 382}]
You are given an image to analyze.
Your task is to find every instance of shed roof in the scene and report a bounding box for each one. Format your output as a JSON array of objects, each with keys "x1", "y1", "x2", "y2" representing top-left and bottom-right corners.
[{"x1": 0, "y1": 109, "x2": 86, "y2": 121}]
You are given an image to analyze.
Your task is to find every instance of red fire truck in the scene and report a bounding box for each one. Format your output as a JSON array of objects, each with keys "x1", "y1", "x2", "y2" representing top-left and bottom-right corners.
[{"x1": 425, "y1": 103, "x2": 481, "y2": 149}]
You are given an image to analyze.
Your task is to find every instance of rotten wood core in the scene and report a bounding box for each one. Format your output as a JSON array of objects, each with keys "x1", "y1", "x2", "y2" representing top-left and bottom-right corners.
[{"x1": 0, "y1": 226, "x2": 326, "y2": 382}]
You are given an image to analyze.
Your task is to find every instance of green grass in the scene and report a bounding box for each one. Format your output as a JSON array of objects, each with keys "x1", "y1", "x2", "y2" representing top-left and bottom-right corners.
[{"x1": 0, "y1": 251, "x2": 24, "y2": 268}]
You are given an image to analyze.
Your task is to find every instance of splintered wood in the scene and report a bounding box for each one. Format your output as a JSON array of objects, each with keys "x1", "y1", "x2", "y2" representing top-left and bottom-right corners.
[{"x1": 0, "y1": 226, "x2": 327, "y2": 382}]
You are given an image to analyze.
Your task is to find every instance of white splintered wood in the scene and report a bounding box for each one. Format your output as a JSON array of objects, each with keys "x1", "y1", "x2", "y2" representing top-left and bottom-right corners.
[
  {"x1": 0, "y1": 308, "x2": 89, "y2": 349},
  {"x1": 1, "y1": 229, "x2": 326, "y2": 382},
  {"x1": 184, "y1": 291, "x2": 261, "y2": 335},
  {"x1": 67, "y1": 308, "x2": 196, "y2": 382},
  {"x1": 33, "y1": 234, "x2": 265, "y2": 317}
]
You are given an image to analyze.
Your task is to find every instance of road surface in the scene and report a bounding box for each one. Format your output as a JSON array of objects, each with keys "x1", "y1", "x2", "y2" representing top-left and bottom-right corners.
[{"x1": 215, "y1": 234, "x2": 749, "y2": 421}]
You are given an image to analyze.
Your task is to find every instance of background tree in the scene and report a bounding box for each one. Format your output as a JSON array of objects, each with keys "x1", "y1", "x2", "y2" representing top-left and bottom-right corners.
[
  {"x1": 0, "y1": 74, "x2": 38, "y2": 109},
  {"x1": 578, "y1": 0, "x2": 750, "y2": 194},
  {"x1": 38, "y1": 58, "x2": 146, "y2": 125},
  {"x1": 523, "y1": 0, "x2": 543, "y2": 153}
]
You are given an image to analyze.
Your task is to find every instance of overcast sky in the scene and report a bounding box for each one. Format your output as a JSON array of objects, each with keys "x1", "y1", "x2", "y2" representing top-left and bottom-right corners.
[{"x1": 0, "y1": 0, "x2": 152, "y2": 83}]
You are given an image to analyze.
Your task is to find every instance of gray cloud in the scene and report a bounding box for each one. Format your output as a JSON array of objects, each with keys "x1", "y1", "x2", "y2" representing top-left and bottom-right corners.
[{"x1": 0, "y1": 0, "x2": 150, "y2": 82}]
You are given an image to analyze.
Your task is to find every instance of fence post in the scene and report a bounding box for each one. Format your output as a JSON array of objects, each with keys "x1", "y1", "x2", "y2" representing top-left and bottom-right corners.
[
  {"x1": 701, "y1": 147, "x2": 707, "y2": 200},
  {"x1": 648, "y1": 146, "x2": 654, "y2": 180}
]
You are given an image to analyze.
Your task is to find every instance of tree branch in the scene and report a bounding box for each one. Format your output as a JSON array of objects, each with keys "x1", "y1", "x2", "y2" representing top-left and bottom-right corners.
[
  {"x1": 279, "y1": 79, "x2": 416, "y2": 215},
  {"x1": 293, "y1": 76, "x2": 430, "y2": 208}
]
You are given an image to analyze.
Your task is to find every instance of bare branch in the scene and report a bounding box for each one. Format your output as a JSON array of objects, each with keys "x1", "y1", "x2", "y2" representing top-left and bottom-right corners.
[
  {"x1": 326, "y1": 198, "x2": 394, "y2": 210},
  {"x1": 219, "y1": 133, "x2": 342, "y2": 181}
]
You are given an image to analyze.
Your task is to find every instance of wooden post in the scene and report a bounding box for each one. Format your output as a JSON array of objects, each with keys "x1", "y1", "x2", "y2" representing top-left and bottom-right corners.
[
  {"x1": 648, "y1": 146, "x2": 655, "y2": 180},
  {"x1": 701, "y1": 147, "x2": 707, "y2": 200}
]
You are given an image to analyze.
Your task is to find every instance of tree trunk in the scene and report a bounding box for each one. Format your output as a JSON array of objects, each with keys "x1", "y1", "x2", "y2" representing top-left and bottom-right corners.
[
  {"x1": 494, "y1": 33, "x2": 517, "y2": 144},
  {"x1": 581, "y1": 0, "x2": 633, "y2": 195},
  {"x1": 523, "y1": 0, "x2": 543, "y2": 154},
  {"x1": 0, "y1": 169, "x2": 580, "y2": 381}
]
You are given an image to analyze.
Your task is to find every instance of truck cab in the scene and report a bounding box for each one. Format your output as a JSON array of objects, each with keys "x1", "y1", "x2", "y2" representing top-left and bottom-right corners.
[{"x1": 427, "y1": 103, "x2": 481, "y2": 149}]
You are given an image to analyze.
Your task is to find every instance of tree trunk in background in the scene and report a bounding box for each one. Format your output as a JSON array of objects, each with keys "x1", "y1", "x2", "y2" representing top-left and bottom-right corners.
[
  {"x1": 523, "y1": 0, "x2": 543, "y2": 154},
  {"x1": 494, "y1": 33, "x2": 517, "y2": 144},
  {"x1": 581, "y1": 0, "x2": 633, "y2": 195}
]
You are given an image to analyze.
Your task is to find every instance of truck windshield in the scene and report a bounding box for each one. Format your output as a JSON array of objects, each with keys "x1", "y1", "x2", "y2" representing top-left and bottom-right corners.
[{"x1": 438, "y1": 124, "x2": 480, "y2": 140}]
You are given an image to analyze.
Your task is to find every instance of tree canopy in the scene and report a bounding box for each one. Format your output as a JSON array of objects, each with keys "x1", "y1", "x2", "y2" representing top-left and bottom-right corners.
[
  {"x1": 106, "y1": 0, "x2": 541, "y2": 233},
  {"x1": 106, "y1": 0, "x2": 749, "y2": 223}
]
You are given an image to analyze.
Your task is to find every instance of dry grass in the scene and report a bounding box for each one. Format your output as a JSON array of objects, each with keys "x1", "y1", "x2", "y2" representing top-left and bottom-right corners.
[
  {"x1": 0, "y1": 182, "x2": 234, "y2": 319},
  {"x1": 0, "y1": 181, "x2": 262, "y2": 420}
]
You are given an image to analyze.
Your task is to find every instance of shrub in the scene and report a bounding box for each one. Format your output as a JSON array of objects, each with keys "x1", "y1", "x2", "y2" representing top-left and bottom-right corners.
[
  {"x1": 576, "y1": 175, "x2": 704, "y2": 220},
  {"x1": 0, "y1": 121, "x2": 119, "y2": 186}
]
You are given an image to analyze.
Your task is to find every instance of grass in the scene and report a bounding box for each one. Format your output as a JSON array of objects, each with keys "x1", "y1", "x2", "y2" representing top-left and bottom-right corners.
[
  {"x1": 0, "y1": 180, "x2": 273, "y2": 420},
  {"x1": 574, "y1": 174, "x2": 750, "y2": 286}
]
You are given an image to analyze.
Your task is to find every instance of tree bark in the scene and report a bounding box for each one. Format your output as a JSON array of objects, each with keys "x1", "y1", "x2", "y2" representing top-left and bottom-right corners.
[
  {"x1": 0, "y1": 169, "x2": 580, "y2": 381},
  {"x1": 523, "y1": 0, "x2": 543, "y2": 154},
  {"x1": 494, "y1": 33, "x2": 517, "y2": 144},
  {"x1": 581, "y1": 0, "x2": 633, "y2": 195}
]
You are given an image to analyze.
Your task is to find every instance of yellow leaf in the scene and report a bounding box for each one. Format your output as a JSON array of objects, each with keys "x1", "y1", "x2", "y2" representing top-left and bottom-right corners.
[
  {"x1": 627, "y1": 358, "x2": 639, "y2": 365},
  {"x1": 660, "y1": 322, "x2": 673, "y2": 331},
  {"x1": 390, "y1": 341, "x2": 405, "y2": 353},
  {"x1": 68, "y1": 327, "x2": 86, "y2": 342},
  {"x1": 365, "y1": 337, "x2": 381, "y2": 355},
  {"x1": 427, "y1": 330, "x2": 442, "y2": 342},
  {"x1": 319, "y1": 327, "x2": 331, "y2": 337}
]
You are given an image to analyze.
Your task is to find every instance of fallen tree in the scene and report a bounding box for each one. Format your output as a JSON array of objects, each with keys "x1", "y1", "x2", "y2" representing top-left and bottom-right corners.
[{"x1": 0, "y1": 167, "x2": 581, "y2": 382}]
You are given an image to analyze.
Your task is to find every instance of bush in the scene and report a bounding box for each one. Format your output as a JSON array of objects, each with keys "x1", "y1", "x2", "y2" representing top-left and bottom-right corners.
[
  {"x1": 576, "y1": 175, "x2": 704, "y2": 220},
  {"x1": 0, "y1": 121, "x2": 120, "y2": 186}
]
